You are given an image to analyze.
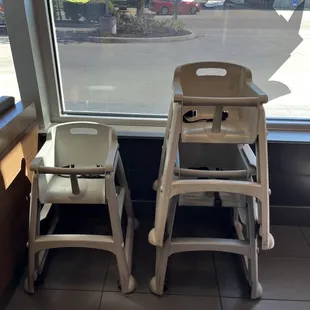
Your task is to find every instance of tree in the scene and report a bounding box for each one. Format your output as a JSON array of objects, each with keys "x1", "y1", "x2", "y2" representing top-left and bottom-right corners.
[
  {"x1": 52, "y1": 0, "x2": 63, "y2": 20},
  {"x1": 136, "y1": 0, "x2": 145, "y2": 16},
  {"x1": 173, "y1": 0, "x2": 177, "y2": 19}
]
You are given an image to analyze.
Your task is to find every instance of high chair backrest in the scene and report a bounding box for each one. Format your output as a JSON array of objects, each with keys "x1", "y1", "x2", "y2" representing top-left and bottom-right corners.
[
  {"x1": 177, "y1": 62, "x2": 255, "y2": 98},
  {"x1": 49, "y1": 122, "x2": 116, "y2": 167},
  {"x1": 174, "y1": 62, "x2": 268, "y2": 144}
]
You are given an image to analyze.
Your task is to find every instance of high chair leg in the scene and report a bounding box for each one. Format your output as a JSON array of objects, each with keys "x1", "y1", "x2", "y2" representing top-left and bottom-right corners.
[
  {"x1": 257, "y1": 107, "x2": 274, "y2": 251},
  {"x1": 25, "y1": 174, "x2": 39, "y2": 294},
  {"x1": 116, "y1": 156, "x2": 136, "y2": 271},
  {"x1": 247, "y1": 197, "x2": 262, "y2": 299},
  {"x1": 157, "y1": 102, "x2": 174, "y2": 181},
  {"x1": 150, "y1": 196, "x2": 178, "y2": 296},
  {"x1": 153, "y1": 102, "x2": 174, "y2": 216},
  {"x1": 106, "y1": 173, "x2": 135, "y2": 294},
  {"x1": 149, "y1": 102, "x2": 182, "y2": 247},
  {"x1": 116, "y1": 156, "x2": 134, "y2": 219},
  {"x1": 35, "y1": 199, "x2": 41, "y2": 272}
]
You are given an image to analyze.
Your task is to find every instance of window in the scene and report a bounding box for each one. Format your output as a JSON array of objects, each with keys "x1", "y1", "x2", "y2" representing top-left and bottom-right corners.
[
  {"x1": 47, "y1": 0, "x2": 310, "y2": 121},
  {"x1": 2, "y1": 0, "x2": 310, "y2": 128},
  {"x1": 0, "y1": 3, "x2": 20, "y2": 102}
]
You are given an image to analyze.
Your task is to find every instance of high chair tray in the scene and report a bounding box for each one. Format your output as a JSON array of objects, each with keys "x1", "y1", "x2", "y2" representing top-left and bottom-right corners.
[{"x1": 182, "y1": 115, "x2": 252, "y2": 144}]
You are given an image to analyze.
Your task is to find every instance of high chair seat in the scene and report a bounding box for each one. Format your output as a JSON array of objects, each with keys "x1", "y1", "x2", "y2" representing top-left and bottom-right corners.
[
  {"x1": 182, "y1": 117, "x2": 253, "y2": 143},
  {"x1": 41, "y1": 175, "x2": 106, "y2": 204}
]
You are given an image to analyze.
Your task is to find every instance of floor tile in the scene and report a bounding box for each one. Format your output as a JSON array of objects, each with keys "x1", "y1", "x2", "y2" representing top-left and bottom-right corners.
[
  {"x1": 99, "y1": 292, "x2": 221, "y2": 310},
  {"x1": 6, "y1": 288, "x2": 101, "y2": 310},
  {"x1": 301, "y1": 227, "x2": 310, "y2": 246},
  {"x1": 259, "y1": 257, "x2": 310, "y2": 301},
  {"x1": 222, "y1": 298, "x2": 310, "y2": 310},
  {"x1": 260, "y1": 226, "x2": 310, "y2": 258},
  {"x1": 165, "y1": 252, "x2": 218, "y2": 296},
  {"x1": 42, "y1": 248, "x2": 110, "y2": 291},
  {"x1": 215, "y1": 252, "x2": 310, "y2": 300},
  {"x1": 214, "y1": 253, "x2": 249, "y2": 298}
]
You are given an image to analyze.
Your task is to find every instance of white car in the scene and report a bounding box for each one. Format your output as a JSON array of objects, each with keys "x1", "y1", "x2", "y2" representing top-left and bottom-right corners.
[
  {"x1": 204, "y1": 0, "x2": 244, "y2": 8},
  {"x1": 204, "y1": 0, "x2": 225, "y2": 7}
]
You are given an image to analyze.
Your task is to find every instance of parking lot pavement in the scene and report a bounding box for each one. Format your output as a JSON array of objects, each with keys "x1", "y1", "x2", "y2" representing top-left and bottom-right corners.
[{"x1": 57, "y1": 9, "x2": 310, "y2": 118}]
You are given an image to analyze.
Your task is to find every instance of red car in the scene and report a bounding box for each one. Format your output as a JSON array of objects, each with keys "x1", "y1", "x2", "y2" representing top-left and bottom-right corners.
[{"x1": 149, "y1": 0, "x2": 200, "y2": 15}]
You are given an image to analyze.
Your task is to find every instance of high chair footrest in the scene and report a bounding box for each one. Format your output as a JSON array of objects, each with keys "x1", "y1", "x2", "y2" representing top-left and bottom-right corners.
[
  {"x1": 34, "y1": 235, "x2": 115, "y2": 252},
  {"x1": 169, "y1": 237, "x2": 250, "y2": 257}
]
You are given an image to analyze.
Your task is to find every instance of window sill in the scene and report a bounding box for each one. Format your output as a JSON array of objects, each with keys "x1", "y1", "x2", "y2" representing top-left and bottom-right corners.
[
  {"x1": 267, "y1": 130, "x2": 310, "y2": 143},
  {"x1": 111, "y1": 126, "x2": 310, "y2": 143},
  {"x1": 40, "y1": 122, "x2": 310, "y2": 143}
]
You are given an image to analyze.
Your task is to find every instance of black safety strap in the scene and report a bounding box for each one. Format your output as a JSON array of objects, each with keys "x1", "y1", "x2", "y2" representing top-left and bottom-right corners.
[{"x1": 183, "y1": 110, "x2": 229, "y2": 123}]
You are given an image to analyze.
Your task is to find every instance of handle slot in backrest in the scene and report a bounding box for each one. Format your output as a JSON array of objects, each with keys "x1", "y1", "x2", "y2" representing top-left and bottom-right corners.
[
  {"x1": 196, "y1": 68, "x2": 227, "y2": 77},
  {"x1": 69, "y1": 128, "x2": 98, "y2": 135}
]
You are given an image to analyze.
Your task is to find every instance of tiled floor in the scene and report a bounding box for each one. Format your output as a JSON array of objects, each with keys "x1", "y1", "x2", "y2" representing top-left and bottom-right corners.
[{"x1": 4, "y1": 210, "x2": 310, "y2": 310}]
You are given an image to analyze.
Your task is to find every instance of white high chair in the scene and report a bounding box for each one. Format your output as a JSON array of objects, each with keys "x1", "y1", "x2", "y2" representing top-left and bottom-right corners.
[
  {"x1": 148, "y1": 62, "x2": 275, "y2": 299},
  {"x1": 24, "y1": 122, "x2": 136, "y2": 294}
]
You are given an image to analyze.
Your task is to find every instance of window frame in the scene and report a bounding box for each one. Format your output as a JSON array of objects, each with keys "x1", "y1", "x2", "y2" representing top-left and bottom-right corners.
[{"x1": 3, "y1": 0, "x2": 310, "y2": 138}]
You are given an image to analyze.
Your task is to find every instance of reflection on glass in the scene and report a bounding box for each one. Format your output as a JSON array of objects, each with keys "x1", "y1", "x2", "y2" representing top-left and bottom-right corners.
[
  {"x1": 0, "y1": 2, "x2": 20, "y2": 102},
  {"x1": 52, "y1": 0, "x2": 310, "y2": 119}
]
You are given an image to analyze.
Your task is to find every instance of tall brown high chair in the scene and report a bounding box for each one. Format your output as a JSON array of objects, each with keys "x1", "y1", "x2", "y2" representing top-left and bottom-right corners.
[
  {"x1": 148, "y1": 62, "x2": 275, "y2": 299},
  {"x1": 24, "y1": 122, "x2": 136, "y2": 295}
]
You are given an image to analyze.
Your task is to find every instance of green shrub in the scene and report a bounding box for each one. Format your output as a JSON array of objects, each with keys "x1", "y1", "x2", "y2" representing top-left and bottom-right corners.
[
  {"x1": 168, "y1": 19, "x2": 185, "y2": 32},
  {"x1": 115, "y1": 12, "x2": 185, "y2": 37}
]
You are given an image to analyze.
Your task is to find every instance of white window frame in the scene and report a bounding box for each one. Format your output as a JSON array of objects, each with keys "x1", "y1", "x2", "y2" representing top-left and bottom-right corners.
[{"x1": 3, "y1": 0, "x2": 310, "y2": 140}]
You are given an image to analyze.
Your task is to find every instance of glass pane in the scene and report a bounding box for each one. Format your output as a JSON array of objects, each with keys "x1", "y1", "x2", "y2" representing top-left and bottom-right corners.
[
  {"x1": 51, "y1": 0, "x2": 310, "y2": 119},
  {"x1": 0, "y1": 2, "x2": 20, "y2": 102}
]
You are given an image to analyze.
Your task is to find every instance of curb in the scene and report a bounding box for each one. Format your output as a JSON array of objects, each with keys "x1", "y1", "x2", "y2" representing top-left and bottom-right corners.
[
  {"x1": 87, "y1": 31, "x2": 197, "y2": 43},
  {"x1": 55, "y1": 22, "x2": 96, "y2": 28}
]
